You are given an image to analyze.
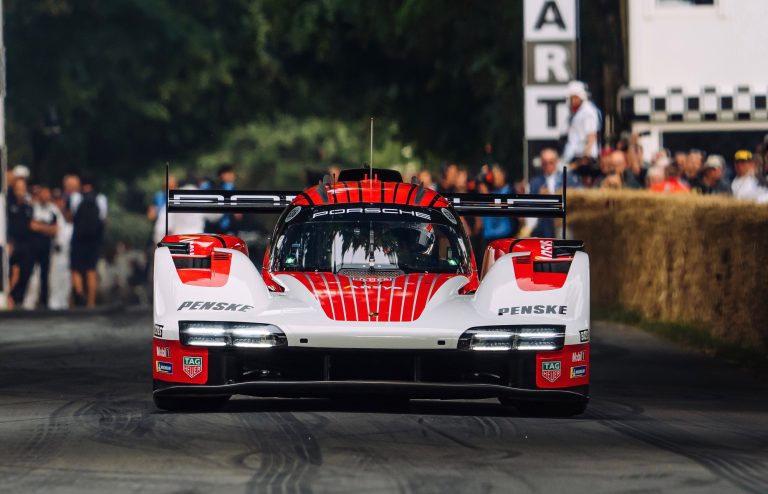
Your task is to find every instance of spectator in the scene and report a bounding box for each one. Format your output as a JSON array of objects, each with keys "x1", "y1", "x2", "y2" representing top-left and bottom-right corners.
[
  {"x1": 695, "y1": 155, "x2": 730, "y2": 195},
  {"x1": 7, "y1": 178, "x2": 35, "y2": 308},
  {"x1": 70, "y1": 178, "x2": 108, "y2": 307},
  {"x1": 438, "y1": 162, "x2": 459, "y2": 193},
  {"x1": 598, "y1": 150, "x2": 642, "y2": 189},
  {"x1": 205, "y1": 164, "x2": 240, "y2": 235},
  {"x1": 6, "y1": 164, "x2": 29, "y2": 197},
  {"x1": 453, "y1": 166, "x2": 481, "y2": 244},
  {"x1": 561, "y1": 80, "x2": 601, "y2": 166},
  {"x1": 479, "y1": 165, "x2": 518, "y2": 249},
  {"x1": 681, "y1": 149, "x2": 704, "y2": 188},
  {"x1": 731, "y1": 150, "x2": 768, "y2": 203},
  {"x1": 673, "y1": 151, "x2": 688, "y2": 171},
  {"x1": 529, "y1": 148, "x2": 563, "y2": 237},
  {"x1": 649, "y1": 163, "x2": 690, "y2": 193},
  {"x1": 652, "y1": 149, "x2": 672, "y2": 168},
  {"x1": 626, "y1": 133, "x2": 648, "y2": 185},
  {"x1": 154, "y1": 183, "x2": 222, "y2": 243},
  {"x1": 49, "y1": 188, "x2": 73, "y2": 309},
  {"x1": 62, "y1": 174, "x2": 81, "y2": 219},
  {"x1": 646, "y1": 165, "x2": 666, "y2": 189},
  {"x1": 147, "y1": 174, "x2": 177, "y2": 222},
  {"x1": 417, "y1": 169, "x2": 436, "y2": 191},
  {"x1": 29, "y1": 186, "x2": 60, "y2": 308}
]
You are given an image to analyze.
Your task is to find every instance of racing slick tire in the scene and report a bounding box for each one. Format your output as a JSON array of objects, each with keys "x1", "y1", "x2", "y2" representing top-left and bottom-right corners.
[
  {"x1": 500, "y1": 398, "x2": 587, "y2": 417},
  {"x1": 153, "y1": 395, "x2": 231, "y2": 412}
]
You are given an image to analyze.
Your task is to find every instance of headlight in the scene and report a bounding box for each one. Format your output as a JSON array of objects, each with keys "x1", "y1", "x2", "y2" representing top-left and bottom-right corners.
[
  {"x1": 179, "y1": 321, "x2": 287, "y2": 348},
  {"x1": 458, "y1": 325, "x2": 565, "y2": 351}
]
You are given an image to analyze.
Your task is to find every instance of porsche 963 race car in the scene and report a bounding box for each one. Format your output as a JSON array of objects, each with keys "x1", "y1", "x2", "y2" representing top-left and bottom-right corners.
[{"x1": 152, "y1": 168, "x2": 590, "y2": 415}]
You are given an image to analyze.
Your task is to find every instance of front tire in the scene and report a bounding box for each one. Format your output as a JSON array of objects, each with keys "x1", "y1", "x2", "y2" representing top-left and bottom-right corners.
[{"x1": 153, "y1": 394, "x2": 230, "y2": 412}]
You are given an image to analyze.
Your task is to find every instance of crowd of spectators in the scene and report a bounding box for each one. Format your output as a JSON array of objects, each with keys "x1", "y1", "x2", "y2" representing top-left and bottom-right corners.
[
  {"x1": 6, "y1": 123, "x2": 768, "y2": 311},
  {"x1": 536, "y1": 137, "x2": 768, "y2": 203},
  {"x1": 5, "y1": 166, "x2": 107, "y2": 309},
  {"x1": 410, "y1": 135, "x2": 768, "y2": 256}
]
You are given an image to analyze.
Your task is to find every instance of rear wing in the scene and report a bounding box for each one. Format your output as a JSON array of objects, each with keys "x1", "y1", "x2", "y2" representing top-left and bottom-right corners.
[
  {"x1": 164, "y1": 166, "x2": 569, "y2": 237},
  {"x1": 167, "y1": 190, "x2": 296, "y2": 213}
]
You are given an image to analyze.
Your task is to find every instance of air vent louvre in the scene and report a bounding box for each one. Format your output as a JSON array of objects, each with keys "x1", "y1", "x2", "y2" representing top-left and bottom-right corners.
[{"x1": 212, "y1": 252, "x2": 231, "y2": 261}]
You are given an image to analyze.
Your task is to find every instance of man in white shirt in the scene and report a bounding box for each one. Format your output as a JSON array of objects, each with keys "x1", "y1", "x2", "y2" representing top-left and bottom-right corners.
[
  {"x1": 731, "y1": 150, "x2": 768, "y2": 204},
  {"x1": 561, "y1": 80, "x2": 601, "y2": 166}
]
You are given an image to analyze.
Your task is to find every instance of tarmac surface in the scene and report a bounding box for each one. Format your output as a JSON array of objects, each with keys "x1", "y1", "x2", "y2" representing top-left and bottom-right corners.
[{"x1": 0, "y1": 309, "x2": 767, "y2": 493}]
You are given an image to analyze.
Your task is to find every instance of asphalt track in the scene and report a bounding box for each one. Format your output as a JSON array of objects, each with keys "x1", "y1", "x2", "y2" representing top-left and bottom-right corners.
[{"x1": 0, "y1": 309, "x2": 767, "y2": 493}]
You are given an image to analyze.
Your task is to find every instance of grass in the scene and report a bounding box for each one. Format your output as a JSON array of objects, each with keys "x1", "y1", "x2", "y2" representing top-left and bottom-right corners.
[{"x1": 593, "y1": 305, "x2": 768, "y2": 379}]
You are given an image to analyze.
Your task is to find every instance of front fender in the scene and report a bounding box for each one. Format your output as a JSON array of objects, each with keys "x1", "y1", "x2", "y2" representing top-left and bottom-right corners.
[
  {"x1": 473, "y1": 251, "x2": 590, "y2": 342},
  {"x1": 153, "y1": 247, "x2": 271, "y2": 339}
]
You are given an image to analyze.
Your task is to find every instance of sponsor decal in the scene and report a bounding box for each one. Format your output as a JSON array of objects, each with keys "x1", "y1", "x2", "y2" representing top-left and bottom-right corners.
[
  {"x1": 153, "y1": 324, "x2": 163, "y2": 337},
  {"x1": 572, "y1": 350, "x2": 585, "y2": 362},
  {"x1": 182, "y1": 356, "x2": 203, "y2": 379},
  {"x1": 156, "y1": 361, "x2": 173, "y2": 374},
  {"x1": 541, "y1": 361, "x2": 561, "y2": 383},
  {"x1": 312, "y1": 208, "x2": 431, "y2": 220},
  {"x1": 579, "y1": 329, "x2": 590, "y2": 342},
  {"x1": 539, "y1": 240, "x2": 553, "y2": 259},
  {"x1": 156, "y1": 346, "x2": 171, "y2": 358},
  {"x1": 441, "y1": 208, "x2": 457, "y2": 224},
  {"x1": 285, "y1": 206, "x2": 302, "y2": 222},
  {"x1": 498, "y1": 305, "x2": 567, "y2": 316},
  {"x1": 177, "y1": 301, "x2": 254, "y2": 312},
  {"x1": 570, "y1": 365, "x2": 587, "y2": 378}
]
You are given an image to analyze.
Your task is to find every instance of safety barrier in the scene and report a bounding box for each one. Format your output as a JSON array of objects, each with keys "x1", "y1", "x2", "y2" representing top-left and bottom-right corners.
[{"x1": 568, "y1": 189, "x2": 768, "y2": 350}]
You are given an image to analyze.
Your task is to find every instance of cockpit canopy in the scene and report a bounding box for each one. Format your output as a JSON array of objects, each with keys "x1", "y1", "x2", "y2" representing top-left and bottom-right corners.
[{"x1": 269, "y1": 205, "x2": 470, "y2": 275}]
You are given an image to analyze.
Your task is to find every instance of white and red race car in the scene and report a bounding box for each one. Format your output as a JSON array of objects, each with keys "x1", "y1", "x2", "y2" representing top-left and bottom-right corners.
[{"x1": 152, "y1": 168, "x2": 590, "y2": 415}]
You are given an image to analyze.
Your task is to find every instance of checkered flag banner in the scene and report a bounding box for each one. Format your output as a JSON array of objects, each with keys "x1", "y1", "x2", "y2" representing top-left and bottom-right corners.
[{"x1": 620, "y1": 86, "x2": 768, "y2": 123}]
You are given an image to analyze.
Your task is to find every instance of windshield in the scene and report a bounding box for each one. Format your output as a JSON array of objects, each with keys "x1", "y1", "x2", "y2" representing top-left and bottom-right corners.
[{"x1": 270, "y1": 219, "x2": 470, "y2": 274}]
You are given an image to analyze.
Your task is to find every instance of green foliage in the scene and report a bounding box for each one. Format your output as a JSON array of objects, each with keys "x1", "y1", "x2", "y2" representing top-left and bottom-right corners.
[
  {"x1": 6, "y1": 0, "x2": 529, "y2": 188},
  {"x1": 6, "y1": 0, "x2": 276, "y2": 182},
  {"x1": 193, "y1": 116, "x2": 422, "y2": 188},
  {"x1": 105, "y1": 202, "x2": 153, "y2": 249}
]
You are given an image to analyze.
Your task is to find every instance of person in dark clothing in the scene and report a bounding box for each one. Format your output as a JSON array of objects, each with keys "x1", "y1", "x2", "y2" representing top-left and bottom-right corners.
[
  {"x1": 30, "y1": 186, "x2": 59, "y2": 307},
  {"x1": 696, "y1": 155, "x2": 731, "y2": 195},
  {"x1": 7, "y1": 178, "x2": 34, "y2": 308},
  {"x1": 70, "y1": 178, "x2": 107, "y2": 307},
  {"x1": 205, "y1": 164, "x2": 241, "y2": 235}
]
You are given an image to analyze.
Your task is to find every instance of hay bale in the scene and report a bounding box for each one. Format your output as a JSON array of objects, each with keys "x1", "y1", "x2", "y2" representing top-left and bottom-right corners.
[{"x1": 568, "y1": 190, "x2": 768, "y2": 350}]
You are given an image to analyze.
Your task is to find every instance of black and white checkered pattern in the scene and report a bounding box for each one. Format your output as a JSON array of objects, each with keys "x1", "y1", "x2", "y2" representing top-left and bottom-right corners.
[{"x1": 620, "y1": 86, "x2": 768, "y2": 123}]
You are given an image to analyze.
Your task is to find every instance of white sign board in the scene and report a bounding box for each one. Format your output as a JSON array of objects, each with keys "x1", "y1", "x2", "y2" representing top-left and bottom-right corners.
[
  {"x1": 525, "y1": 86, "x2": 570, "y2": 139},
  {"x1": 524, "y1": 0, "x2": 577, "y2": 41},
  {"x1": 524, "y1": 0, "x2": 578, "y2": 141}
]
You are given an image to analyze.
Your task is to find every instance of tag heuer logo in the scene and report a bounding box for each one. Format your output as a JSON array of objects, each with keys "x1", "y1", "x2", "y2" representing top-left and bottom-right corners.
[
  {"x1": 182, "y1": 356, "x2": 203, "y2": 378},
  {"x1": 541, "y1": 361, "x2": 561, "y2": 383}
]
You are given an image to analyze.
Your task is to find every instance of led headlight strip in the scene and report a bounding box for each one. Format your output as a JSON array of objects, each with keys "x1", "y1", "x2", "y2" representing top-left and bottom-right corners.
[
  {"x1": 457, "y1": 325, "x2": 565, "y2": 351},
  {"x1": 179, "y1": 321, "x2": 287, "y2": 348}
]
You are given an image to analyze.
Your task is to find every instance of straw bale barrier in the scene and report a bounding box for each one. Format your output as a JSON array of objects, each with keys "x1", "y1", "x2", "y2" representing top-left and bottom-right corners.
[{"x1": 567, "y1": 189, "x2": 768, "y2": 350}]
